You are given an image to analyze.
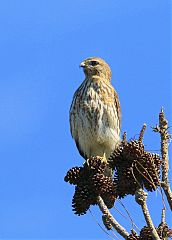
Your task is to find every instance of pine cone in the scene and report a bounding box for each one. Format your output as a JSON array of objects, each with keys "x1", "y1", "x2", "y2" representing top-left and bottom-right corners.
[
  {"x1": 127, "y1": 230, "x2": 140, "y2": 240},
  {"x1": 64, "y1": 167, "x2": 83, "y2": 185},
  {"x1": 140, "y1": 226, "x2": 155, "y2": 240},
  {"x1": 85, "y1": 156, "x2": 107, "y2": 174},
  {"x1": 157, "y1": 222, "x2": 172, "y2": 239},
  {"x1": 72, "y1": 185, "x2": 96, "y2": 215}
]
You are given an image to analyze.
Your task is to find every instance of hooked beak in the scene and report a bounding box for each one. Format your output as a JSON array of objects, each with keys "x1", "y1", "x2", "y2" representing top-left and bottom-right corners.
[{"x1": 80, "y1": 61, "x2": 85, "y2": 68}]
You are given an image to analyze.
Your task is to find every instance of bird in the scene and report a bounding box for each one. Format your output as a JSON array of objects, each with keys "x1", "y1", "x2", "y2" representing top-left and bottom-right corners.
[{"x1": 69, "y1": 57, "x2": 121, "y2": 164}]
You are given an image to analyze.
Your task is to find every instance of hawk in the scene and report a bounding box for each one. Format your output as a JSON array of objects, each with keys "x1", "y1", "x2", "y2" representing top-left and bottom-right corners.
[{"x1": 70, "y1": 57, "x2": 121, "y2": 161}]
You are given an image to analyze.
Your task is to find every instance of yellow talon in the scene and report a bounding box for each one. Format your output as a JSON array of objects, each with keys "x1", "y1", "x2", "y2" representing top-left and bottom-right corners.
[{"x1": 102, "y1": 153, "x2": 108, "y2": 164}]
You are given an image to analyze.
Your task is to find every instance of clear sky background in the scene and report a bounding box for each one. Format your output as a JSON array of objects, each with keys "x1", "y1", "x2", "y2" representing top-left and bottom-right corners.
[{"x1": 0, "y1": 0, "x2": 171, "y2": 239}]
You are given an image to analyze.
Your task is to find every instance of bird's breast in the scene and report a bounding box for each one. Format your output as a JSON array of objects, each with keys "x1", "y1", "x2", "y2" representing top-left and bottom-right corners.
[{"x1": 76, "y1": 86, "x2": 114, "y2": 136}]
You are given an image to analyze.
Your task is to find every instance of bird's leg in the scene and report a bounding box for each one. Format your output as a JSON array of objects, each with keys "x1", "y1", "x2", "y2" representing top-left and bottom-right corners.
[{"x1": 102, "y1": 153, "x2": 113, "y2": 177}]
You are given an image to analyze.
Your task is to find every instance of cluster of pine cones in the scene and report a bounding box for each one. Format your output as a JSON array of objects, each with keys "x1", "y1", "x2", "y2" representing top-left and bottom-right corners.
[
  {"x1": 109, "y1": 139, "x2": 161, "y2": 198},
  {"x1": 127, "y1": 223, "x2": 172, "y2": 239},
  {"x1": 64, "y1": 137, "x2": 161, "y2": 215},
  {"x1": 64, "y1": 156, "x2": 117, "y2": 215}
]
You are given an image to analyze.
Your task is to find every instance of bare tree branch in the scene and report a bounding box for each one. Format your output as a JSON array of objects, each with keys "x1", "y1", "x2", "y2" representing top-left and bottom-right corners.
[
  {"x1": 97, "y1": 196, "x2": 130, "y2": 239},
  {"x1": 159, "y1": 109, "x2": 172, "y2": 210},
  {"x1": 153, "y1": 108, "x2": 172, "y2": 210},
  {"x1": 135, "y1": 188, "x2": 161, "y2": 240}
]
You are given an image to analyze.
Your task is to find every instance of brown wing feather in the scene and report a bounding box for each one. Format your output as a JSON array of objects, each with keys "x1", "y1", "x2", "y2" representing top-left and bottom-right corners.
[{"x1": 114, "y1": 89, "x2": 121, "y2": 129}]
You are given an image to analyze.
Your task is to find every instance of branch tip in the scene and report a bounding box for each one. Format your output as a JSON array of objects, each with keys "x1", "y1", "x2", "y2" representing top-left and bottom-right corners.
[
  {"x1": 122, "y1": 132, "x2": 127, "y2": 145},
  {"x1": 138, "y1": 124, "x2": 147, "y2": 143}
]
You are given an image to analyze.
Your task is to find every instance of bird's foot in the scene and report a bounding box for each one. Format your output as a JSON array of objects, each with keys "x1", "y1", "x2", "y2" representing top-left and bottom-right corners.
[{"x1": 101, "y1": 153, "x2": 108, "y2": 164}]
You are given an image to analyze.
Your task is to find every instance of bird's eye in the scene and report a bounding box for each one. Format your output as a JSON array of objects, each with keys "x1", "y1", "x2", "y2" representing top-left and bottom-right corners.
[{"x1": 89, "y1": 61, "x2": 99, "y2": 66}]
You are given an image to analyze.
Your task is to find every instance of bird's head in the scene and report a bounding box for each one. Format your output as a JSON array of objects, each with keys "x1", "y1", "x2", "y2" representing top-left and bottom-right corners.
[{"x1": 80, "y1": 57, "x2": 112, "y2": 82}]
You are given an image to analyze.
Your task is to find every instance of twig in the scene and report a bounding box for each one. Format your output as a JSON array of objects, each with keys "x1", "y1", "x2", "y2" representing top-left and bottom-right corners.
[
  {"x1": 97, "y1": 196, "x2": 130, "y2": 239},
  {"x1": 122, "y1": 132, "x2": 127, "y2": 145},
  {"x1": 135, "y1": 188, "x2": 161, "y2": 240},
  {"x1": 89, "y1": 209, "x2": 116, "y2": 240},
  {"x1": 134, "y1": 161, "x2": 157, "y2": 190},
  {"x1": 161, "y1": 208, "x2": 165, "y2": 224},
  {"x1": 153, "y1": 108, "x2": 172, "y2": 210},
  {"x1": 117, "y1": 199, "x2": 140, "y2": 232},
  {"x1": 138, "y1": 123, "x2": 147, "y2": 143}
]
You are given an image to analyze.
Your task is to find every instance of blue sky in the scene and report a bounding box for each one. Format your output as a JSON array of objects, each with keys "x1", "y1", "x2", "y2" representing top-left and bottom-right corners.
[{"x1": 0, "y1": 0, "x2": 171, "y2": 239}]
